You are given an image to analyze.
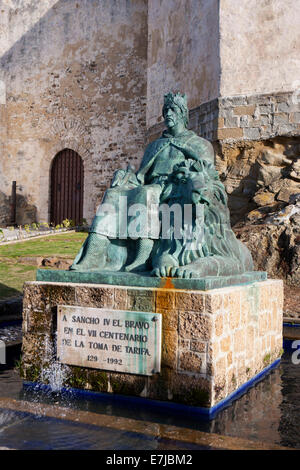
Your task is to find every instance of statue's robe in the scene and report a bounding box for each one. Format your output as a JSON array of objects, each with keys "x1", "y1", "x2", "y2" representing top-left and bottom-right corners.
[
  {"x1": 90, "y1": 129, "x2": 213, "y2": 240},
  {"x1": 136, "y1": 129, "x2": 214, "y2": 184},
  {"x1": 77, "y1": 127, "x2": 253, "y2": 274}
]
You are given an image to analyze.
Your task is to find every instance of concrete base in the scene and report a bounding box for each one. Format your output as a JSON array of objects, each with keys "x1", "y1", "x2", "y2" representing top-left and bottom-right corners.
[{"x1": 21, "y1": 279, "x2": 283, "y2": 409}]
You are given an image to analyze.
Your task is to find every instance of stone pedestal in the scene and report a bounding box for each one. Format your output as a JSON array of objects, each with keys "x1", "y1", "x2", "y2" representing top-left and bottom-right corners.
[{"x1": 22, "y1": 279, "x2": 283, "y2": 412}]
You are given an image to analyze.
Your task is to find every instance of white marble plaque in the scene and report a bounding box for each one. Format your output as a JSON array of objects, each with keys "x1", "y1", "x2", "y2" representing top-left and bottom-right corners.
[{"x1": 57, "y1": 305, "x2": 162, "y2": 376}]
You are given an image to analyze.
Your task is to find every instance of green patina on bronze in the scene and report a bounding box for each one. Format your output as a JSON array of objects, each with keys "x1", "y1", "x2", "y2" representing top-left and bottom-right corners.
[
  {"x1": 38, "y1": 92, "x2": 263, "y2": 287},
  {"x1": 36, "y1": 269, "x2": 267, "y2": 290}
]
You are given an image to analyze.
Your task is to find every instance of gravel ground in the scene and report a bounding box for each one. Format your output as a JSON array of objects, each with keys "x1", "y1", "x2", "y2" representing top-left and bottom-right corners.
[{"x1": 0, "y1": 324, "x2": 22, "y2": 344}]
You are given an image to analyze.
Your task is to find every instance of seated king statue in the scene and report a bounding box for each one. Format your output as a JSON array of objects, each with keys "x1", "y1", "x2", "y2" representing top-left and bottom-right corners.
[{"x1": 70, "y1": 92, "x2": 254, "y2": 279}]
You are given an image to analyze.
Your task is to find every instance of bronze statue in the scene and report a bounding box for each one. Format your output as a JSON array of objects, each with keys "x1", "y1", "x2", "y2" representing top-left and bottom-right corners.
[{"x1": 70, "y1": 92, "x2": 253, "y2": 278}]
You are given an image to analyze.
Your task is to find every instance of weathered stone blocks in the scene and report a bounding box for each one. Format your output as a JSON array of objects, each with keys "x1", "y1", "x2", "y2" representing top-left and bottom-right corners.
[
  {"x1": 22, "y1": 279, "x2": 283, "y2": 409},
  {"x1": 177, "y1": 90, "x2": 300, "y2": 145}
]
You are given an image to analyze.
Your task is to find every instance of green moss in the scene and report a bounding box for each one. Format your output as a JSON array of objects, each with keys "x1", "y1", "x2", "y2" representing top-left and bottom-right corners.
[
  {"x1": 173, "y1": 388, "x2": 210, "y2": 407},
  {"x1": 263, "y1": 353, "x2": 271, "y2": 365},
  {"x1": 25, "y1": 364, "x2": 41, "y2": 382},
  {"x1": 66, "y1": 367, "x2": 109, "y2": 392},
  {"x1": 88, "y1": 371, "x2": 108, "y2": 392},
  {"x1": 109, "y1": 375, "x2": 146, "y2": 396},
  {"x1": 110, "y1": 379, "x2": 133, "y2": 395},
  {"x1": 66, "y1": 367, "x2": 89, "y2": 389},
  {"x1": 14, "y1": 356, "x2": 24, "y2": 377},
  {"x1": 189, "y1": 388, "x2": 210, "y2": 407},
  {"x1": 110, "y1": 379, "x2": 123, "y2": 394}
]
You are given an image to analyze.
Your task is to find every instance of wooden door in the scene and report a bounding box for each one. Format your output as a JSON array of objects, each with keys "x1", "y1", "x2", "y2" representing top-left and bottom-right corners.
[{"x1": 50, "y1": 149, "x2": 84, "y2": 226}]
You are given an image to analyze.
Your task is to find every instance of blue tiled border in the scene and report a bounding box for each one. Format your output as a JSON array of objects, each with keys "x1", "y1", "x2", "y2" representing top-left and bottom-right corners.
[
  {"x1": 23, "y1": 357, "x2": 281, "y2": 420},
  {"x1": 206, "y1": 358, "x2": 280, "y2": 418},
  {"x1": 283, "y1": 322, "x2": 300, "y2": 328},
  {"x1": 283, "y1": 338, "x2": 300, "y2": 350}
]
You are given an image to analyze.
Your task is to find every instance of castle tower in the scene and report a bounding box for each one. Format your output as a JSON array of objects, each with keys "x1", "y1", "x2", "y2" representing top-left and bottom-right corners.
[{"x1": 0, "y1": 0, "x2": 299, "y2": 226}]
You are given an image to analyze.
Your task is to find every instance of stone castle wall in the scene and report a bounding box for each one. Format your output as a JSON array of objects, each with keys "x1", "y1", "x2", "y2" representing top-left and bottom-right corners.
[
  {"x1": 0, "y1": 0, "x2": 148, "y2": 225},
  {"x1": 147, "y1": 0, "x2": 220, "y2": 128},
  {"x1": 189, "y1": 91, "x2": 300, "y2": 143},
  {"x1": 0, "y1": 0, "x2": 299, "y2": 227},
  {"x1": 146, "y1": 0, "x2": 300, "y2": 234},
  {"x1": 147, "y1": 90, "x2": 300, "y2": 224},
  {"x1": 147, "y1": 0, "x2": 300, "y2": 129},
  {"x1": 219, "y1": 0, "x2": 300, "y2": 98}
]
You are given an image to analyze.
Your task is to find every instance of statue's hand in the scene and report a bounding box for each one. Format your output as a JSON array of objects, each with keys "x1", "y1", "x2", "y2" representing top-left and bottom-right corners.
[
  {"x1": 111, "y1": 169, "x2": 127, "y2": 187},
  {"x1": 111, "y1": 166, "x2": 140, "y2": 189}
]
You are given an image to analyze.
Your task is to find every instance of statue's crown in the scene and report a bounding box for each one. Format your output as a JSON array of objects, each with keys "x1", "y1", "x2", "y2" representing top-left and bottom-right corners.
[{"x1": 163, "y1": 92, "x2": 187, "y2": 110}]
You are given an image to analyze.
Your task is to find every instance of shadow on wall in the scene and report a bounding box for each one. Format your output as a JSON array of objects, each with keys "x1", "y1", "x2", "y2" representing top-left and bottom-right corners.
[
  {"x1": 0, "y1": 190, "x2": 37, "y2": 226},
  {"x1": 0, "y1": 0, "x2": 119, "y2": 71},
  {"x1": 215, "y1": 136, "x2": 300, "y2": 225},
  {"x1": 0, "y1": 0, "x2": 149, "y2": 226},
  {"x1": 16, "y1": 193, "x2": 37, "y2": 226},
  {"x1": 0, "y1": 191, "x2": 10, "y2": 226}
]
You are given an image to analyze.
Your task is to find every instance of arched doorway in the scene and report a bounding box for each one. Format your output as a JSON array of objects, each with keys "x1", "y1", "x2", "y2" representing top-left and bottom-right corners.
[{"x1": 50, "y1": 149, "x2": 84, "y2": 226}]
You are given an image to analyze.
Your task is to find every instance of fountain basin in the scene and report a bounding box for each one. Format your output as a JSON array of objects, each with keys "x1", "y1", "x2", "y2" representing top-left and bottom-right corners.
[{"x1": 21, "y1": 279, "x2": 283, "y2": 411}]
